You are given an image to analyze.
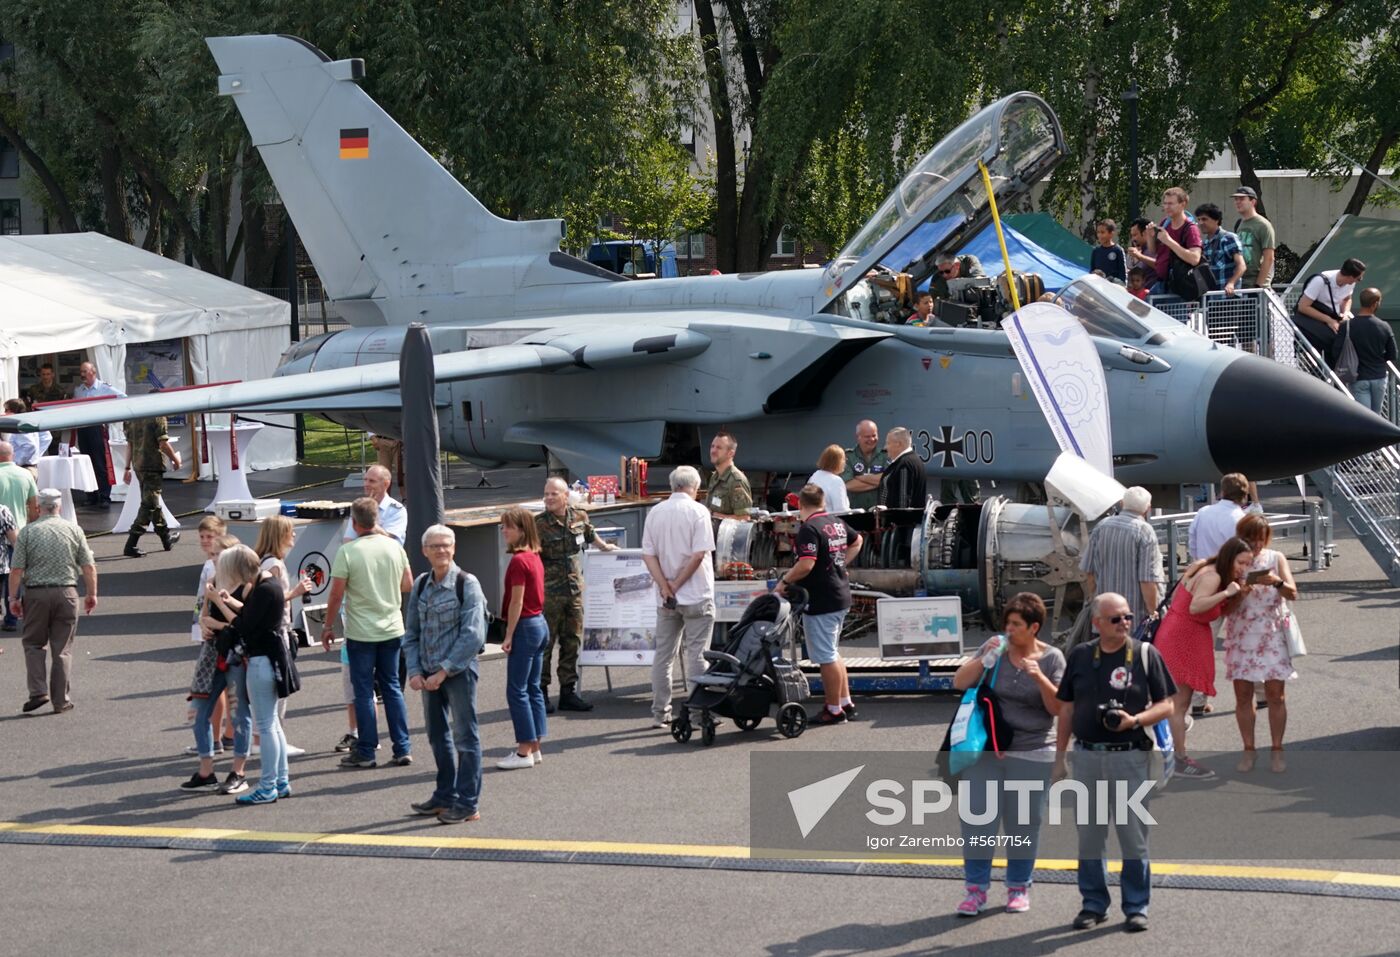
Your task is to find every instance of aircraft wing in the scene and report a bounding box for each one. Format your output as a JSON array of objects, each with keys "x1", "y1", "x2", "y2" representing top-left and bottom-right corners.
[{"x1": 0, "y1": 327, "x2": 711, "y2": 433}]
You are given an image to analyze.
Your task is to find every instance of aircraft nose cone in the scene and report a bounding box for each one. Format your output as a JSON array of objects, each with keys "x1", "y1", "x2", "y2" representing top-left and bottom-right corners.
[{"x1": 1207, "y1": 355, "x2": 1400, "y2": 478}]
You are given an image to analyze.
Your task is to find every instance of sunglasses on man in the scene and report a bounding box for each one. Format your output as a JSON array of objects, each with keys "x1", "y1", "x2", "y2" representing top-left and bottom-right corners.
[{"x1": 1108, "y1": 614, "x2": 1135, "y2": 624}]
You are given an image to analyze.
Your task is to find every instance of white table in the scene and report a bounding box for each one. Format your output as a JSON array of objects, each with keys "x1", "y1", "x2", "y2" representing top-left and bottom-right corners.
[
  {"x1": 37, "y1": 454, "x2": 98, "y2": 523},
  {"x1": 204, "y1": 423, "x2": 264, "y2": 511},
  {"x1": 107, "y1": 439, "x2": 181, "y2": 535}
]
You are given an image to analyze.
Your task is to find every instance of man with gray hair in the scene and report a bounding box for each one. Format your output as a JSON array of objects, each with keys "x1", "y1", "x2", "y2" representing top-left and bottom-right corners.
[
  {"x1": 10, "y1": 488, "x2": 97, "y2": 714},
  {"x1": 1079, "y1": 487, "x2": 1164, "y2": 627},
  {"x1": 403, "y1": 524, "x2": 486, "y2": 824},
  {"x1": 342, "y1": 464, "x2": 407, "y2": 545},
  {"x1": 878, "y1": 427, "x2": 926, "y2": 509},
  {"x1": 641, "y1": 465, "x2": 716, "y2": 728},
  {"x1": 930, "y1": 251, "x2": 986, "y2": 301}
]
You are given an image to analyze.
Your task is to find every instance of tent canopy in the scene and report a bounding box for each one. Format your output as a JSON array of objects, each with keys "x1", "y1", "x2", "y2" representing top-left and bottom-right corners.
[
  {"x1": 1005, "y1": 212, "x2": 1093, "y2": 269},
  {"x1": 890, "y1": 221, "x2": 1089, "y2": 293},
  {"x1": 0, "y1": 232, "x2": 294, "y2": 470},
  {"x1": 1293, "y1": 214, "x2": 1400, "y2": 340}
]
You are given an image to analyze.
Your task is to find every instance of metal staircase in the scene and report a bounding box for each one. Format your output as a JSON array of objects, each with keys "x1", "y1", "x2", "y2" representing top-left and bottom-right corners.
[{"x1": 1259, "y1": 289, "x2": 1400, "y2": 585}]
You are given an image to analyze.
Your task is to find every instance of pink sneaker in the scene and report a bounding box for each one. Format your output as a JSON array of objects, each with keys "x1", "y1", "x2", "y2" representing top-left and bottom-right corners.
[
  {"x1": 955, "y1": 886, "x2": 988, "y2": 917},
  {"x1": 1006, "y1": 886, "x2": 1030, "y2": 913}
]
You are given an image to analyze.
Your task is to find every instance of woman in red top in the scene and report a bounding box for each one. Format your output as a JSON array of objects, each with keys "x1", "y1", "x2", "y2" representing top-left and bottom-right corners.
[
  {"x1": 499, "y1": 506, "x2": 548, "y2": 769},
  {"x1": 1153, "y1": 537, "x2": 1253, "y2": 780}
]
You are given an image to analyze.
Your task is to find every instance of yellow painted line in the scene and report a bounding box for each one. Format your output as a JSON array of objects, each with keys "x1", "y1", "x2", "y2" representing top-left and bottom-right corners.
[{"x1": 4, "y1": 822, "x2": 1399, "y2": 890}]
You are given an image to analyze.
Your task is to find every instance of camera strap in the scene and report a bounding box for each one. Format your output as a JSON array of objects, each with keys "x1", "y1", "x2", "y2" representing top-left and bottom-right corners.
[{"x1": 1091, "y1": 638, "x2": 1133, "y2": 672}]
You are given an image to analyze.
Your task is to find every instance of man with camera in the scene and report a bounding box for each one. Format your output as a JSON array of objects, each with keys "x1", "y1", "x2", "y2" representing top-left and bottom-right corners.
[
  {"x1": 1143, "y1": 187, "x2": 1202, "y2": 296},
  {"x1": 1054, "y1": 593, "x2": 1176, "y2": 934}
]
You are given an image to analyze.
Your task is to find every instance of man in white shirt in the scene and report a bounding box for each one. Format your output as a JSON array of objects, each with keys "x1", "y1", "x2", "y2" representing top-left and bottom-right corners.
[
  {"x1": 1188, "y1": 472, "x2": 1249, "y2": 561},
  {"x1": 1186, "y1": 471, "x2": 1250, "y2": 715},
  {"x1": 72, "y1": 361, "x2": 124, "y2": 508},
  {"x1": 3, "y1": 400, "x2": 49, "y2": 472},
  {"x1": 342, "y1": 464, "x2": 407, "y2": 545},
  {"x1": 641, "y1": 465, "x2": 716, "y2": 728},
  {"x1": 1295, "y1": 258, "x2": 1366, "y2": 363}
]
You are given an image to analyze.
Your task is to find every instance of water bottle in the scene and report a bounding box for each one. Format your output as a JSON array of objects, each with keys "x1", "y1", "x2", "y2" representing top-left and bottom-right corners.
[{"x1": 980, "y1": 634, "x2": 1006, "y2": 669}]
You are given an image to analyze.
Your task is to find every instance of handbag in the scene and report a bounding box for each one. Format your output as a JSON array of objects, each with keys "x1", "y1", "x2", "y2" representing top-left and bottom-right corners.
[
  {"x1": 1140, "y1": 642, "x2": 1175, "y2": 787},
  {"x1": 1334, "y1": 318, "x2": 1360, "y2": 386},
  {"x1": 1133, "y1": 578, "x2": 1180, "y2": 645},
  {"x1": 272, "y1": 637, "x2": 302, "y2": 699},
  {"x1": 935, "y1": 655, "x2": 1012, "y2": 777},
  {"x1": 1283, "y1": 602, "x2": 1307, "y2": 657}
]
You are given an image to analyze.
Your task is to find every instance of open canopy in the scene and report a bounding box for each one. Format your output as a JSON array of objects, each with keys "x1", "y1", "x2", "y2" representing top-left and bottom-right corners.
[{"x1": 817, "y1": 92, "x2": 1066, "y2": 310}]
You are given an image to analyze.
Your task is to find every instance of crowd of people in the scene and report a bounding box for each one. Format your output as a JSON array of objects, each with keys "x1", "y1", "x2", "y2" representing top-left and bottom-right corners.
[
  {"x1": 0, "y1": 372, "x2": 1315, "y2": 930},
  {"x1": 951, "y1": 468, "x2": 1302, "y2": 932}
]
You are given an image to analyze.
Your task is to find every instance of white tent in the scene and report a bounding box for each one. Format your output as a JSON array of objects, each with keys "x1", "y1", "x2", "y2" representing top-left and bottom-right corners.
[{"x1": 0, "y1": 232, "x2": 295, "y2": 471}]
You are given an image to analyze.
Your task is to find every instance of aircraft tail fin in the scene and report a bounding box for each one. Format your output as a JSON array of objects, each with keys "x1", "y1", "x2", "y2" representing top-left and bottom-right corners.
[{"x1": 206, "y1": 35, "x2": 565, "y2": 306}]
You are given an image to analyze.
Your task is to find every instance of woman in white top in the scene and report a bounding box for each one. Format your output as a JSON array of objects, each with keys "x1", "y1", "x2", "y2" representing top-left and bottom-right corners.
[
  {"x1": 808, "y1": 445, "x2": 851, "y2": 513},
  {"x1": 253, "y1": 516, "x2": 313, "y2": 756}
]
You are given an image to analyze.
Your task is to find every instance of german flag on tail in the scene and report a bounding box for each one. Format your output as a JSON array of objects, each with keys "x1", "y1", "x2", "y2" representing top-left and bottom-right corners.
[{"x1": 339, "y1": 128, "x2": 369, "y2": 160}]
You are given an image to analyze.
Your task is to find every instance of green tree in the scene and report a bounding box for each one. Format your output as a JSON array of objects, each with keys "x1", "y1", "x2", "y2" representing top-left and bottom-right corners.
[{"x1": 616, "y1": 135, "x2": 715, "y2": 272}]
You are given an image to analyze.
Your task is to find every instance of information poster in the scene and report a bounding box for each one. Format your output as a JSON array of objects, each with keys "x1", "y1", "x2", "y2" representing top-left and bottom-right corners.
[
  {"x1": 581, "y1": 548, "x2": 657, "y2": 666},
  {"x1": 125, "y1": 339, "x2": 188, "y2": 426},
  {"x1": 875, "y1": 596, "x2": 964, "y2": 660},
  {"x1": 714, "y1": 580, "x2": 772, "y2": 623}
]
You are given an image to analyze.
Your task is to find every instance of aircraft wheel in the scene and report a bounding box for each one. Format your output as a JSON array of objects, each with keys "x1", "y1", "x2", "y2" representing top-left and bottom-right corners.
[{"x1": 778, "y1": 704, "x2": 807, "y2": 739}]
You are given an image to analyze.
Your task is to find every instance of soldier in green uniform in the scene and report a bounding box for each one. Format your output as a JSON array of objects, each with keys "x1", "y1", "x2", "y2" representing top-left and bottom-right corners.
[
  {"x1": 535, "y1": 476, "x2": 617, "y2": 712},
  {"x1": 704, "y1": 431, "x2": 752, "y2": 518},
  {"x1": 840, "y1": 420, "x2": 889, "y2": 510},
  {"x1": 24, "y1": 364, "x2": 68, "y2": 455},
  {"x1": 121, "y1": 416, "x2": 182, "y2": 558}
]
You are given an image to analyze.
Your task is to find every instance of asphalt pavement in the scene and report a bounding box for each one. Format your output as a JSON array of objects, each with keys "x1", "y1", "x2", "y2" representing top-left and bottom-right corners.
[{"x1": 2, "y1": 476, "x2": 1398, "y2": 955}]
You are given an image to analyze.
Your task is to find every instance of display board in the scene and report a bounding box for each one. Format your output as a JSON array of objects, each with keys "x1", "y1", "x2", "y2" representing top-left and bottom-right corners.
[
  {"x1": 581, "y1": 548, "x2": 657, "y2": 665},
  {"x1": 125, "y1": 338, "x2": 188, "y2": 426},
  {"x1": 875, "y1": 596, "x2": 964, "y2": 660}
]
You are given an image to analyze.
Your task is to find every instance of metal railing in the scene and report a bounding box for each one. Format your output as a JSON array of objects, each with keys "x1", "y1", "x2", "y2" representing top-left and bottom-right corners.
[{"x1": 1259, "y1": 288, "x2": 1400, "y2": 584}]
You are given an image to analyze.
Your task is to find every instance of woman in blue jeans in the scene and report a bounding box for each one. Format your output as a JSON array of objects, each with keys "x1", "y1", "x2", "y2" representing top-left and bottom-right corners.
[
  {"x1": 950, "y1": 592, "x2": 1066, "y2": 916},
  {"x1": 207, "y1": 544, "x2": 290, "y2": 805},
  {"x1": 183, "y1": 561, "x2": 255, "y2": 794},
  {"x1": 497, "y1": 506, "x2": 548, "y2": 770}
]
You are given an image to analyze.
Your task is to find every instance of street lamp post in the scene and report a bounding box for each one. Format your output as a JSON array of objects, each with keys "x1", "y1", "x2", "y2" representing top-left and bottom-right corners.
[{"x1": 1122, "y1": 82, "x2": 1140, "y2": 222}]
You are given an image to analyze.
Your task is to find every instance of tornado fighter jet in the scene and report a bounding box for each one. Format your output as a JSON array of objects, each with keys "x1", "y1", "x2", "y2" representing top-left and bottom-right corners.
[{"x1": 4, "y1": 34, "x2": 1396, "y2": 485}]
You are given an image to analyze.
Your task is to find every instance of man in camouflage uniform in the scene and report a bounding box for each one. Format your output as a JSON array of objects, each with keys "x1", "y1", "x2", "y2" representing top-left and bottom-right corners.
[
  {"x1": 535, "y1": 476, "x2": 616, "y2": 712},
  {"x1": 24, "y1": 364, "x2": 67, "y2": 456},
  {"x1": 704, "y1": 431, "x2": 752, "y2": 518},
  {"x1": 121, "y1": 416, "x2": 182, "y2": 558},
  {"x1": 841, "y1": 420, "x2": 888, "y2": 511}
]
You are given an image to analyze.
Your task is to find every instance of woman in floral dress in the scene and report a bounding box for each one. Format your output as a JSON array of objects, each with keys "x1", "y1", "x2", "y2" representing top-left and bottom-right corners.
[{"x1": 1224, "y1": 514, "x2": 1298, "y2": 773}]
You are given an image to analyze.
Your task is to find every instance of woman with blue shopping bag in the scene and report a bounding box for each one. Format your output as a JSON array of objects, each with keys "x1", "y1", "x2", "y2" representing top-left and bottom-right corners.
[{"x1": 946, "y1": 593, "x2": 1065, "y2": 917}]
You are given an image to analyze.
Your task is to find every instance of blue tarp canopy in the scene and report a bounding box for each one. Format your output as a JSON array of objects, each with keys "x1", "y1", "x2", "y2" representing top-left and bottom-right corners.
[{"x1": 882, "y1": 221, "x2": 1089, "y2": 293}]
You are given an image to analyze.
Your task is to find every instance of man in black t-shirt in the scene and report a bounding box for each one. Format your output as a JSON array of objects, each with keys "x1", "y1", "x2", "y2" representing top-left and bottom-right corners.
[
  {"x1": 776, "y1": 484, "x2": 863, "y2": 726},
  {"x1": 1055, "y1": 593, "x2": 1176, "y2": 934}
]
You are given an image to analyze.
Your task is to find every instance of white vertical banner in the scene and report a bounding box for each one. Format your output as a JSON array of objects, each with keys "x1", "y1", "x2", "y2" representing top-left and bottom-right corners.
[{"x1": 1003, "y1": 302, "x2": 1114, "y2": 477}]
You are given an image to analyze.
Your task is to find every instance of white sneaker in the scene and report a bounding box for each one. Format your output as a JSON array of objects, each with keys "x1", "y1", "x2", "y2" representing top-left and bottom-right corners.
[
  {"x1": 532, "y1": 751, "x2": 542, "y2": 765},
  {"x1": 652, "y1": 713, "x2": 672, "y2": 729},
  {"x1": 497, "y1": 751, "x2": 535, "y2": 770},
  {"x1": 284, "y1": 744, "x2": 306, "y2": 757}
]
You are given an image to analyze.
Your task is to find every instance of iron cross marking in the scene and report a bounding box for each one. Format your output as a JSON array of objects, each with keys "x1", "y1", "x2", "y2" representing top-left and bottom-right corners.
[{"x1": 932, "y1": 425, "x2": 963, "y2": 468}]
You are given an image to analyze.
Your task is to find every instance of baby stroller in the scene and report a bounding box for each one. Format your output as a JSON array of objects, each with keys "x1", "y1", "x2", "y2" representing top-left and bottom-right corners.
[{"x1": 671, "y1": 590, "x2": 810, "y2": 745}]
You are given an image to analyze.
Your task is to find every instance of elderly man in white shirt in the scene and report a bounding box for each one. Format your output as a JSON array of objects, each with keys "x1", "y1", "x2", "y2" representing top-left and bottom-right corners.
[
  {"x1": 641, "y1": 465, "x2": 716, "y2": 728},
  {"x1": 342, "y1": 464, "x2": 407, "y2": 545},
  {"x1": 1187, "y1": 472, "x2": 1249, "y2": 561}
]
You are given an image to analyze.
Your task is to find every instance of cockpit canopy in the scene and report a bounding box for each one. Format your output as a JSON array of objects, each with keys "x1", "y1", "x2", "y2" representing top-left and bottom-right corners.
[{"x1": 820, "y1": 93, "x2": 1065, "y2": 311}]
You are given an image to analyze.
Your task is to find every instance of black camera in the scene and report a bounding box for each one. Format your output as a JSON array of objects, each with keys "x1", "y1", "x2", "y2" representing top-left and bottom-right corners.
[{"x1": 1097, "y1": 699, "x2": 1128, "y2": 730}]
